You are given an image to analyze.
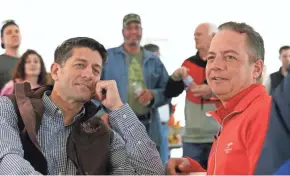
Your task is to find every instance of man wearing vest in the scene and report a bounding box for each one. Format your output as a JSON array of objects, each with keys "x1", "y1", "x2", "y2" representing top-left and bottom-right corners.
[
  {"x1": 101, "y1": 13, "x2": 169, "y2": 164},
  {"x1": 264, "y1": 45, "x2": 290, "y2": 95},
  {"x1": 0, "y1": 37, "x2": 163, "y2": 174},
  {"x1": 164, "y1": 23, "x2": 220, "y2": 169},
  {"x1": 0, "y1": 20, "x2": 21, "y2": 90}
]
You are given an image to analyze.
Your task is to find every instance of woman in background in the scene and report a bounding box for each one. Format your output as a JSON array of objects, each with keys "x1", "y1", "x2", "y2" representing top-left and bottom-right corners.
[{"x1": 0, "y1": 49, "x2": 47, "y2": 95}]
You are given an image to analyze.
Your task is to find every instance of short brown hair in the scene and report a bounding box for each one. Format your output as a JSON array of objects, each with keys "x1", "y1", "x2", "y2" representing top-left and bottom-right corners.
[
  {"x1": 279, "y1": 45, "x2": 290, "y2": 55},
  {"x1": 12, "y1": 49, "x2": 47, "y2": 85},
  {"x1": 54, "y1": 37, "x2": 107, "y2": 65},
  {"x1": 218, "y1": 22, "x2": 265, "y2": 63}
]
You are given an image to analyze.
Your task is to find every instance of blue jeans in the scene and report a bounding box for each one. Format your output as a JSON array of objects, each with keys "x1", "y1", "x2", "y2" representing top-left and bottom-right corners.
[
  {"x1": 159, "y1": 123, "x2": 168, "y2": 165},
  {"x1": 182, "y1": 142, "x2": 212, "y2": 169}
]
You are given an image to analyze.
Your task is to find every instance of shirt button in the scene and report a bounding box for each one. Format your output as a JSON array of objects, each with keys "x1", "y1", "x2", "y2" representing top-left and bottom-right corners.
[
  {"x1": 57, "y1": 109, "x2": 62, "y2": 115},
  {"x1": 123, "y1": 114, "x2": 126, "y2": 119}
]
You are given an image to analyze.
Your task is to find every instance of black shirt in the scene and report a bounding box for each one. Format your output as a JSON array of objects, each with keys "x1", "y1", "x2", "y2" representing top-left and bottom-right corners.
[{"x1": 0, "y1": 54, "x2": 18, "y2": 89}]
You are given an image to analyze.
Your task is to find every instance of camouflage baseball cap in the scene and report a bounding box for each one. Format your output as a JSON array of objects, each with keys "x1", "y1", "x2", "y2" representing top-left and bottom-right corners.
[{"x1": 123, "y1": 13, "x2": 141, "y2": 27}]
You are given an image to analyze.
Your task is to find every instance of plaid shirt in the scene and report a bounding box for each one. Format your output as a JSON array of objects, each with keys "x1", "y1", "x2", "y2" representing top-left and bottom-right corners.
[{"x1": 0, "y1": 92, "x2": 164, "y2": 175}]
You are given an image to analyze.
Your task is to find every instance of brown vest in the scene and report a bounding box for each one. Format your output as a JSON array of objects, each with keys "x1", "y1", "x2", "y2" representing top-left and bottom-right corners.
[{"x1": 6, "y1": 82, "x2": 112, "y2": 175}]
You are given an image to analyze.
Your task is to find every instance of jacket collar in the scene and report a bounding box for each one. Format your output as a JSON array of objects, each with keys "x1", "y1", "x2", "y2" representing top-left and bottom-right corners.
[
  {"x1": 207, "y1": 84, "x2": 267, "y2": 124},
  {"x1": 187, "y1": 52, "x2": 207, "y2": 68}
]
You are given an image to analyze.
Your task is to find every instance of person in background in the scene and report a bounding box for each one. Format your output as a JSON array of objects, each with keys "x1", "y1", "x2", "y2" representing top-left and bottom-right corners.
[
  {"x1": 144, "y1": 43, "x2": 169, "y2": 164},
  {"x1": 164, "y1": 23, "x2": 220, "y2": 169},
  {"x1": 167, "y1": 22, "x2": 271, "y2": 175},
  {"x1": 144, "y1": 43, "x2": 160, "y2": 56},
  {"x1": 102, "y1": 13, "x2": 169, "y2": 165},
  {"x1": 0, "y1": 49, "x2": 47, "y2": 95},
  {"x1": 0, "y1": 20, "x2": 21, "y2": 90},
  {"x1": 264, "y1": 45, "x2": 290, "y2": 95},
  {"x1": 255, "y1": 64, "x2": 290, "y2": 174}
]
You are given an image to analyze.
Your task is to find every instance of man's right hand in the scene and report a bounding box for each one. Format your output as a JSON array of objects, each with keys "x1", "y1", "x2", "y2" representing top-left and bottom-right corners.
[
  {"x1": 166, "y1": 157, "x2": 206, "y2": 175},
  {"x1": 95, "y1": 80, "x2": 124, "y2": 111},
  {"x1": 166, "y1": 157, "x2": 192, "y2": 175},
  {"x1": 171, "y1": 67, "x2": 188, "y2": 81}
]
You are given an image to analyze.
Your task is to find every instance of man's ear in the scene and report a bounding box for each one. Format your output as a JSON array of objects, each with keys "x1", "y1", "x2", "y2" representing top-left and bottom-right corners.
[
  {"x1": 253, "y1": 59, "x2": 264, "y2": 79},
  {"x1": 50, "y1": 62, "x2": 60, "y2": 81}
]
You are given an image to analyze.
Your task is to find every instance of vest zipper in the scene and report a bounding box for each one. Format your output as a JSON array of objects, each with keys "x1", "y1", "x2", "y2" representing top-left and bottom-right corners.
[{"x1": 213, "y1": 111, "x2": 238, "y2": 175}]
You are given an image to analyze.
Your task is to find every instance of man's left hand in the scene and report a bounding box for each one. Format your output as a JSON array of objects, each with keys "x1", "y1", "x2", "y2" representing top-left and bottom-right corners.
[
  {"x1": 190, "y1": 84, "x2": 212, "y2": 99},
  {"x1": 138, "y1": 89, "x2": 153, "y2": 105}
]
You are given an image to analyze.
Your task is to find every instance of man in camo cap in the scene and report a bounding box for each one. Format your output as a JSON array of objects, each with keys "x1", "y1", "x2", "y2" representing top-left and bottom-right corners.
[
  {"x1": 123, "y1": 13, "x2": 141, "y2": 27},
  {"x1": 102, "y1": 13, "x2": 170, "y2": 165}
]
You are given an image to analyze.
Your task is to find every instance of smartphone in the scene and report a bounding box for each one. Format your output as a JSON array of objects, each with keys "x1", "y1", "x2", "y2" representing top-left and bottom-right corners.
[{"x1": 102, "y1": 89, "x2": 107, "y2": 95}]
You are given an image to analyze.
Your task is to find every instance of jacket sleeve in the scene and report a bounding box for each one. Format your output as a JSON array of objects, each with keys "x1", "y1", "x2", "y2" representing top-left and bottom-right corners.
[
  {"x1": 255, "y1": 66, "x2": 290, "y2": 174},
  {"x1": 164, "y1": 77, "x2": 185, "y2": 98},
  {"x1": 108, "y1": 104, "x2": 164, "y2": 175},
  {"x1": 149, "y1": 58, "x2": 170, "y2": 108},
  {"x1": 0, "y1": 97, "x2": 41, "y2": 175}
]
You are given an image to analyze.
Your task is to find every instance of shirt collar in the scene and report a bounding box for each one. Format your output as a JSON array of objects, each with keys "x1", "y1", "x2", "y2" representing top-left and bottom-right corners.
[{"x1": 42, "y1": 91, "x2": 85, "y2": 123}]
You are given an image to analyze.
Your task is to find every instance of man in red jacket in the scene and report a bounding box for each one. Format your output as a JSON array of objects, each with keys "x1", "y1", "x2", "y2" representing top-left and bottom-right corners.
[{"x1": 166, "y1": 21, "x2": 271, "y2": 175}]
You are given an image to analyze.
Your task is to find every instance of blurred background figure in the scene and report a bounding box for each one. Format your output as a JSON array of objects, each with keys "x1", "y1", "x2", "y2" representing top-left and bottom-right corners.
[
  {"x1": 144, "y1": 43, "x2": 160, "y2": 56},
  {"x1": 164, "y1": 23, "x2": 220, "y2": 169},
  {"x1": 0, "y1": 49, "x2": 47, "y2": 95},
  {"x1": 0, "y1": 20, "x2": 21, "y2": 90},
  {"x1": 265, "y1": 45, "x2": 290, "y2": 95},
  {"x1": 102, "y1": 13, "x2": 170, "y2": 165}
]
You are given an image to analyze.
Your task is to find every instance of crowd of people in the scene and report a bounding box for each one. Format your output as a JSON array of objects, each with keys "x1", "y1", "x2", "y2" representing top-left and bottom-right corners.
[{"x1": 0, "y1": 13, "x2": 289, "y2": 175}]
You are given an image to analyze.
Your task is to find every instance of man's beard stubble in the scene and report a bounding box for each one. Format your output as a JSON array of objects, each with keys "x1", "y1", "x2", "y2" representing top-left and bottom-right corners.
[{"x1": 124, "y1": 37, "x2": 141, "y2": 47}]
